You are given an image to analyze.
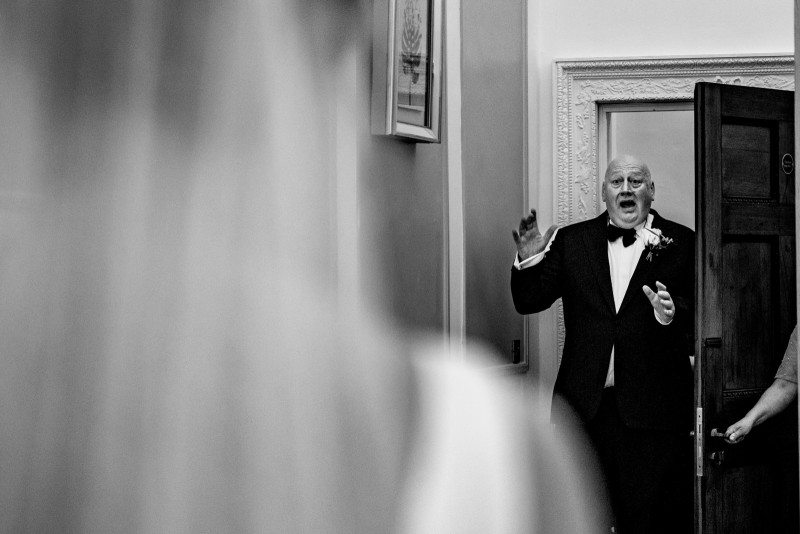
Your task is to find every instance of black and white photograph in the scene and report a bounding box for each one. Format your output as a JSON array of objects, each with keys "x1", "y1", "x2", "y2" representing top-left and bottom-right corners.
[{"x1": 0, "y1": 1, "x2": 797, "y2": 533}]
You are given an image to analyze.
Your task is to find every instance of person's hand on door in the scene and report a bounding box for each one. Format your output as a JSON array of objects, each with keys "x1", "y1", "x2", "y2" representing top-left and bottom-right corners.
[{"x1": 722, "y1": 417, "x2": 755, "y2": 444}]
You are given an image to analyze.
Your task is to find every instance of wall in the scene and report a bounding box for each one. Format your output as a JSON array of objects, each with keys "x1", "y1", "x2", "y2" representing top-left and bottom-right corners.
[
  {"x1": 461, "y1": 0, "x2": 527, "y2": 364},
  {"x1": 358, "y1": 1, "x2": 447, "y2": 336},
  {"x1": 525, "y1": 0, "x2": 794, "y2": 403},
  {"x1": 359, "y1": 0, "x2": 529, "y2": 358}
]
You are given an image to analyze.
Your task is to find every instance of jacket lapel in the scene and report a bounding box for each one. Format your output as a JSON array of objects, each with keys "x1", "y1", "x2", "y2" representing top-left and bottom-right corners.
[
  {"x1": 618, "y1": 210, "x2": 662, "y2": 314},
  {"x1": 583, "y1": 212, "x2": 616, "y2": 313}
]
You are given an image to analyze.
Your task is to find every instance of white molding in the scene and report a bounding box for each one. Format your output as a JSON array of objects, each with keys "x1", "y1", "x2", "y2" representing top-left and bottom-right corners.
[{"x1": 553, "y1": 54, "x2": 795, "y2": 362}]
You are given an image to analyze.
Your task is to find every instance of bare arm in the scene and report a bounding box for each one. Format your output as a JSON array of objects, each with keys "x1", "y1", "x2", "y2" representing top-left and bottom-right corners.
[{"x1": 723, "y1": 378, "x2": 798, "y2": 443}]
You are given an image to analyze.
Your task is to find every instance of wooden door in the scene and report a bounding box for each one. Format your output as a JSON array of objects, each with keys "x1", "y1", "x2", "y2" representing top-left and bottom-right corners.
[{"x1": 695, "y1": 82, "x2": 798, "y2": 534}]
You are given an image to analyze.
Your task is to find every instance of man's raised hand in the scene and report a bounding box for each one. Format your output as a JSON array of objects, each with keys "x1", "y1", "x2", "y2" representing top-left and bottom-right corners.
[
  {"x1": 643, "y1": 281, "x2": 675, "y2": 324},
  {"x1": 512, "y1": 209, "x2": 558, "y2": 261}
]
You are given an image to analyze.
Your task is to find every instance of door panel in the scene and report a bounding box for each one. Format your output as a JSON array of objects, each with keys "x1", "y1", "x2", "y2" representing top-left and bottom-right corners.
[
  {"x1": 695, "y1": 82, "x2": 798, "y2": 534},
  {"x1": 721, "y1": 239, "x2": 774, "y2": 388},
  {"x1": 721, "y1": 123, "x2": 772, "y2": 198}
]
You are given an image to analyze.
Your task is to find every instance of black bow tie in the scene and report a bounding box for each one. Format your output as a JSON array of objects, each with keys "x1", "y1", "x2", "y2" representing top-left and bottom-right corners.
[{"x1": 607, "y1": 224, "x2": 637, "y2": 247}]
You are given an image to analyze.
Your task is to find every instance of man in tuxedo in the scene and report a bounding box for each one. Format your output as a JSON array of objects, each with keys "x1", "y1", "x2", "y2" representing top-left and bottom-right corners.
[{"x1": 510, "y1": 155, "x2": 694, "y2": 534}]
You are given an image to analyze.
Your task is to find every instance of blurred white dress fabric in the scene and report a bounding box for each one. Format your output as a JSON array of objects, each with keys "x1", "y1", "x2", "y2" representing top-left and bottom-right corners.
[{"x1": 0, "y1": 1, "x2": 603, "y2": 532}]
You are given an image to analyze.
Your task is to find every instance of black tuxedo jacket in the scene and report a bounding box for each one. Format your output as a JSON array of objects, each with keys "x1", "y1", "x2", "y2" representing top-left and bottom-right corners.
[{"x1": 511, "y1": 210, "x2": 695, "y2": 430}]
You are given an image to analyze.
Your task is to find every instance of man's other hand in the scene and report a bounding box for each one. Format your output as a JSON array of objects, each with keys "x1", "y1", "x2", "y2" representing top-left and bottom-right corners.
[{"x1": 643, "y1": 281, "x2": 675, "y2": 324}]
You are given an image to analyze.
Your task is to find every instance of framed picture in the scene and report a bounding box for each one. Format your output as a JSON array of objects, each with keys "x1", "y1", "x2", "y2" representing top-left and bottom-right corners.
[{"x1": 371, "y1": 0, "x2": 442, "y2": 143}]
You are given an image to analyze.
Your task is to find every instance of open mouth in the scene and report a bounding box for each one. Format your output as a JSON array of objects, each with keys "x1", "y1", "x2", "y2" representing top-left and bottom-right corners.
[{"x1": 619, "y1": 199, "x2": 636, "y2": 209}]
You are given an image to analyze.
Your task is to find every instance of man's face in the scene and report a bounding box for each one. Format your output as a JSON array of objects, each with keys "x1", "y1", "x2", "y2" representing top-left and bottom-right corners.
[{"x1": 602, "y1": 158, "x2": 655, "y2": 229}]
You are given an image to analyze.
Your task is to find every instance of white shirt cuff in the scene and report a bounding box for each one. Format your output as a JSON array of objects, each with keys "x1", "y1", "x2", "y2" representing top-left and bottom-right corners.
[{"x1": 654, "y1": 309, "x2": 673, "y2": 325}]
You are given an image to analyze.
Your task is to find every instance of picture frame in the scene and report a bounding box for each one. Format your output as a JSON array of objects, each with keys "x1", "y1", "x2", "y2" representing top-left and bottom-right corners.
[{"x1": 371, "y1": 0, "x2": 443, "y2": 143}]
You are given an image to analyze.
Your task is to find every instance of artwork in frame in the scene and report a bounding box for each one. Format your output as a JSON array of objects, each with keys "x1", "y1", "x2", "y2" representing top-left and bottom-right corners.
[{"x1": 371, "y1": 0, "x2": 442, "y2": 143}]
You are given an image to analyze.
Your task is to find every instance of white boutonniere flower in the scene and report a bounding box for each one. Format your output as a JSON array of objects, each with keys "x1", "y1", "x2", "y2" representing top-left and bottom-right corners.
[{"x1": 641, "y1": 227, "x2": 674, "y2": 262}]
